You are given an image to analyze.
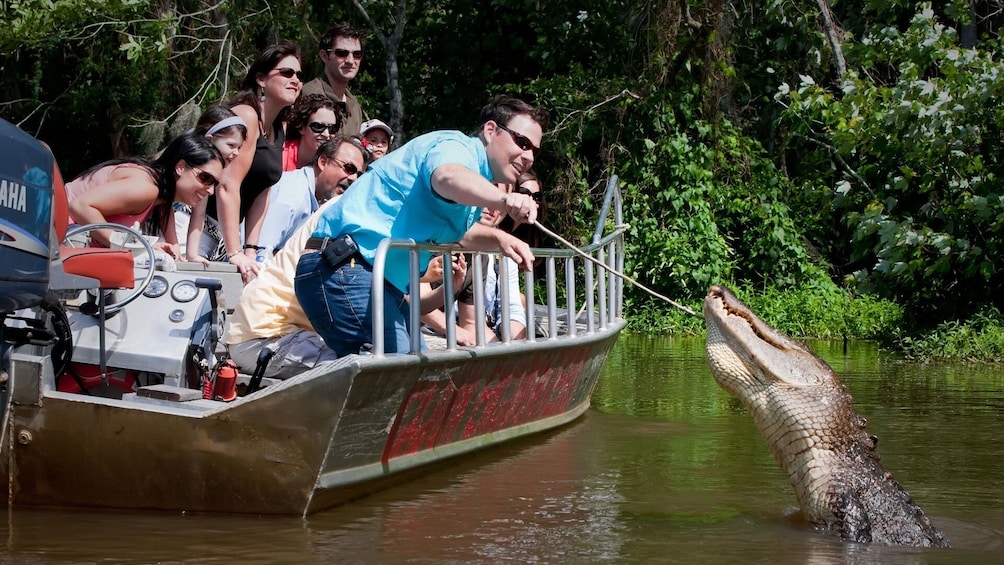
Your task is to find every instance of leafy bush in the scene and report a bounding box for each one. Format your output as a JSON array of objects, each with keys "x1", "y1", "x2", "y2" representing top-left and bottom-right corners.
[
  {"x1": 777, "y1": 4, "x2": 1004, "y2": 325},
  {"x1": 897, "y1": 306, "x2": 1004, "y2": 362}
]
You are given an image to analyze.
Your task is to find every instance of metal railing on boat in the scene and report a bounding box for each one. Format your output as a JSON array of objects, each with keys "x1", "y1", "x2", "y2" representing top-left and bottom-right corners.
[{"x1": 369, "y1": 176, "x2": 626, "y2": 357}]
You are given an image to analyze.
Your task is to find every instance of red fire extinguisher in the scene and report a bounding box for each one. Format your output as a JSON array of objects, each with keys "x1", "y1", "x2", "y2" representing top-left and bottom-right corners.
[
  {"x1": 212, "y1": 358, "x2": 239, "y2": 402},
  {"x1": 202, "y1": 358, "x2": 238, "y2": 401}
]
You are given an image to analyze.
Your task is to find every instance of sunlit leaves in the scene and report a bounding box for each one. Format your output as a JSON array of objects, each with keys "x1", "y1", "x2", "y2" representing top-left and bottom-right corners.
[{"x1": 777, "y1": 2, "x2": 1004, "y2": 321}]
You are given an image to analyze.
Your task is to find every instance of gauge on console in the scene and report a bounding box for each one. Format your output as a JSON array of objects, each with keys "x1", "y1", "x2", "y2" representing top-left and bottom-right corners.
[
  {"x1": 170, "y1": 280, "x2": 199, "y2": 303},
  {"x1": 143, "y1": 275, "x2": 169, "y2": 299}
]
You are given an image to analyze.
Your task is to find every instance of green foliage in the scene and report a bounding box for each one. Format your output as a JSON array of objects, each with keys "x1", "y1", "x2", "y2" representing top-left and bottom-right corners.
[
  {"x1": 738, "y1": 282, "x2": 903, "y2": 340},
  {"x1": 0, "y1": 0, "x2": 316, "y2": 174},
  {"x1": 625, "y1": 281, "x2": 902, "y2": 340},
  {"x1": 777, "y1": 3, "x2": 1004, "y2": 325},
  {"x1": 897, "y1": 306, "x2": 1004, "y2": 362},
  {"x1": 623, "y1": 295, "x2": 705, "y2": 335},
  {"x1": 6, "y1": 0, "x2": 1004, "y2": 358}
]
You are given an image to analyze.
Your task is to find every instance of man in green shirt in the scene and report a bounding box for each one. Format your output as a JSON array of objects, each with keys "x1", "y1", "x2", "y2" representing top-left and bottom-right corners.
[{"x1": 301, "y1": 23, "x2": 365, "y2": 137}]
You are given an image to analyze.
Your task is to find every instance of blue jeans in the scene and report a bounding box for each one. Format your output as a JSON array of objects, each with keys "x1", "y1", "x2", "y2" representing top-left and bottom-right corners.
[{"x1": 294, "y1": 251, "x2": 412, "y2": 357}]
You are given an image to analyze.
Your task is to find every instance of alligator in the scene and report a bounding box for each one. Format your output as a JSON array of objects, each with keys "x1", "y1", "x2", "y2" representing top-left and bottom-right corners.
[{"x1": 703, "y1": 285, "x2": 950, "y2": 548}]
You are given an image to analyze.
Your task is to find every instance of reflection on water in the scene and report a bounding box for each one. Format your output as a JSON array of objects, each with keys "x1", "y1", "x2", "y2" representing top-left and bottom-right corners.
[{"x1": 1, "y1": 335, "x2": 1003, "y2": 562}]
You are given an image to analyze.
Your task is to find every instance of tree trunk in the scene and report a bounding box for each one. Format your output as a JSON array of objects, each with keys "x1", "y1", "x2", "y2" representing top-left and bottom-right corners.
[
  {"x1": 353, "y1": 0, "x2": 413, "y2": 143},
  {"x1": 815, "y1": 0, "x2": 847, "y2": 77},
  {"x1": 960, "y1": 0, "x2": 977, "y2": 49}
]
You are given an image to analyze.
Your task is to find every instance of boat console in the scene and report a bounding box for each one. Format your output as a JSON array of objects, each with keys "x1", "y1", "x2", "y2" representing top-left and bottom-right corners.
[
  {"x1": 0, "y1": 117, "x2": 243, "y2": 402},
  {"x1": 61, "y1": 269, "x2": 227, "y2": 393}
]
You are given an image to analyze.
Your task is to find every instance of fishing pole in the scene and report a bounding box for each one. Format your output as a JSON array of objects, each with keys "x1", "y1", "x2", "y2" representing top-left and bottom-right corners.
[{"x1": 533, "y1": 222, "x2": 699, "y2": 318}]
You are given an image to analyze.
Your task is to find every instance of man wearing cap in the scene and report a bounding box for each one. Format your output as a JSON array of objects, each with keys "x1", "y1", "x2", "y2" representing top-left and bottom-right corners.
[
  {"x1": 360, "y1": 119, "x2": 393, "y2": 159},
  {"x1": 302, "y1": 23, "x2": 365, "y2": 136}
]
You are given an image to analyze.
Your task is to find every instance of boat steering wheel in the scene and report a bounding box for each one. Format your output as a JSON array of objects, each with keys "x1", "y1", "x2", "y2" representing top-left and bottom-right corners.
[{"x1": 62, "y1": 222, "x2": 157, "y2": 314}]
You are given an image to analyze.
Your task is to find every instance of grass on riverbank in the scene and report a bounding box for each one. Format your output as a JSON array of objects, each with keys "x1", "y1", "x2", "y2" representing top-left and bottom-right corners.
[
  {"x1": 625, "y1": 283, "x2": 903, "y2": 340},
  {"x1": 895, "y1": 306, "x2": 1004, "y2": 363},
  {"x1": 624, "y1": 284, "x2": 1004, "y2": 362}
]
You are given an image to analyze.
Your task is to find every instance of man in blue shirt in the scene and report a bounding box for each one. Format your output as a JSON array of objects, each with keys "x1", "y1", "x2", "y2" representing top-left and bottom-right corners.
[
  {"x1": 294, "y1": 95, "x2": 546, "y2": 356},
  {"x1": 257, "y1": 136, "x2": 368, "y2": 256}
]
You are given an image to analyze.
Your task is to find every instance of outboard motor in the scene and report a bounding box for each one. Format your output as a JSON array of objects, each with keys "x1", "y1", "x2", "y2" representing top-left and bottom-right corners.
[
  {"x1": 0, "y1": 120, "x2": 54, "y2": 311},
  {"x1": 0, "y1": 118, "x2": 60, "y2": 428}
]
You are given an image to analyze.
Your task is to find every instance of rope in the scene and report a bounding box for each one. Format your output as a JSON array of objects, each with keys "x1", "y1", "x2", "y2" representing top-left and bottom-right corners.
[{"x1": 533, "y1": 222, "x2": 699, "y2": 318}]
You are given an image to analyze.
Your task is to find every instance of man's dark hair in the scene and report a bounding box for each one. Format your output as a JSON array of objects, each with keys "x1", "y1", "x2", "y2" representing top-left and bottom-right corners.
[
  {"x1": 312, "y1": 135, "x2": 371, "y2": 168},
  {"x1": 319, "y1": 23, "x2": 367, "y2": 51},
  {"x1": 479, "y1": 95, "x2": 549, "y2": 133}
]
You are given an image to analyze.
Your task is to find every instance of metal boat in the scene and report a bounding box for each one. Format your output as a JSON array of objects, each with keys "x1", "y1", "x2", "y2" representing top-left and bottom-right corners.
[{"x1": 0, "y1": 118, "x2": 626, "y2": 515}]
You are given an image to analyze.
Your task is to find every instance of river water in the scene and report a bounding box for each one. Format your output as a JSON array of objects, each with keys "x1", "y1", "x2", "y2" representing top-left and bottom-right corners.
[{"x1": 1, "y1": 335, "x2": 1002, "y2": 563}]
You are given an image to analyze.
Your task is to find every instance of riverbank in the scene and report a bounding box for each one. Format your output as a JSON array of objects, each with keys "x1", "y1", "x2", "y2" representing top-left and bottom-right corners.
[{"x1": 625, "y1": 284, "x2": 1004, "y2": 363}]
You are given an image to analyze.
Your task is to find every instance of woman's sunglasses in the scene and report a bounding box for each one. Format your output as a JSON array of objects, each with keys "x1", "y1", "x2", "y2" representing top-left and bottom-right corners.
[
  {"x1": 192, "y1": 167, "x2": 219, "y2": 189},
  {"x1": 308, "y1": 121, "x2": 339, "y2": 135},
  {"x1": 327, "y1": 48, "x2": 364, "y2": 59},
  {"x1": 273, "y1": 67, "x2": 305, "y2": 81},
  {"x1": 496, "y1": 123, "x2": 540, "y2": 154},
  {"x1": 513, "y1": 185, "x2": 542, "y2": 202}
]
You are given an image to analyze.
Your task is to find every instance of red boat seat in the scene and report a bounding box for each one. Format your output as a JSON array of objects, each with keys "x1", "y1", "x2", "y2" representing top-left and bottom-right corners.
[
  {"x1": 51, "y1": 165, "x2": 135, "y2": 289},
  {"x1": 50, "y1": 164, "x2": 136, "y2": 384},
  {"x1": 58, "y1": 247, "x2": 135, "y2": 289}
]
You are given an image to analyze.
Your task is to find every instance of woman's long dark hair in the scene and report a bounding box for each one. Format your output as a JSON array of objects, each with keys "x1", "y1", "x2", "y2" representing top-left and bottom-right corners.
[
  {"x1": 229, "y1": 40, "x2": 302, "y2": 127},
  {"x1": 74, "y1": 134, "x2": 223, "y2": 236}
]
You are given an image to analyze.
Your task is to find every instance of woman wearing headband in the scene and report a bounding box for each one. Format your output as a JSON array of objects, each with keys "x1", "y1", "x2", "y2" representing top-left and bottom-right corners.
[{"x1": 172, "y1": 107, "x2": 249, "y2": 259}]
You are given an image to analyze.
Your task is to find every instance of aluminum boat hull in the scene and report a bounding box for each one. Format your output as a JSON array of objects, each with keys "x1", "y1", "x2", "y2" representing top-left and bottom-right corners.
[{"x1": 3, "y1": 325, "x2": 621, "y2": 515}]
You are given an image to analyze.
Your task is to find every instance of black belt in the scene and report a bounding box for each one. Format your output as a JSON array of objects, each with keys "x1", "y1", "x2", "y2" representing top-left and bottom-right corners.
[
  {"x1": 305, "y1": 237, "x2": 329, "y2": 250},
  {"x1": 304, "y1": 235, "x2": 367, "y2": 268}
]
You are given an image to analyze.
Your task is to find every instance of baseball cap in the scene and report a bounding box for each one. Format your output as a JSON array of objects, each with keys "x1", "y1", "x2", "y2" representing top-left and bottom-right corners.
[{"x1": 360, "y1": 119, "x2": 393, "y2": 138}]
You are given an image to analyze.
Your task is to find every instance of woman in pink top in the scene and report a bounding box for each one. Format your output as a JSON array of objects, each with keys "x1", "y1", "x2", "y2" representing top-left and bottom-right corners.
[{"x1": 66, "y1": 133, "x2": 225, "y2": 256}]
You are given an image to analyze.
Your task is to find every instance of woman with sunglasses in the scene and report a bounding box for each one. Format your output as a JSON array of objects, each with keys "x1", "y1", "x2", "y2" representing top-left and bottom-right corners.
[
  {"x1": 281, "y1": 94, "x2": 343, "y2": 171},
  {"x1": 186, "y1": 40, "x2": 303, "y2": 282},
  {"x1": 497, "y1": 171, "x2": 545, "y2": 249},
  {"x1": 66, "y1": 133, "x2": 224, "y2": 257}
]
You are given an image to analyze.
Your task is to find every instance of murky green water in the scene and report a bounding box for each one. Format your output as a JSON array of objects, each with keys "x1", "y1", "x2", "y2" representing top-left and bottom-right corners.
[{"x1": 1, "y1": 335, "x2": 1002, "y2": 563}]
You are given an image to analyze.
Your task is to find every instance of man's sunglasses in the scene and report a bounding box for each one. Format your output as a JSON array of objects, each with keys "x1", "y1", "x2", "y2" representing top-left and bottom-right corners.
[
  {"x1": 308, "y1": 121, "x2": 339, "y2": 135},
  {"x1": 513, "y1": 185, "x2": 542, "y2": 202},
  {"x1": 192, "y1": 167, "x2": 219, "y2": 189},
  {"x1": 273, "y1": 67, "x2": 305, "y2": 81},
  {"x1": 330, "y1": 157, "x2": 360, "y2": 176},
  {"x1": 327, "y1": 48, "x2": 364, "y2": 59},
  {"x1": 496, "y1": 123, "x2": 540, "y2": 154}
]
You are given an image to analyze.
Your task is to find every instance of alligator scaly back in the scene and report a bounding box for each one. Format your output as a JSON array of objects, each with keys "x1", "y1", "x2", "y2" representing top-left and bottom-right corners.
[{"x1": 703, "y1": 285, "x2": 950, "y2": 548}]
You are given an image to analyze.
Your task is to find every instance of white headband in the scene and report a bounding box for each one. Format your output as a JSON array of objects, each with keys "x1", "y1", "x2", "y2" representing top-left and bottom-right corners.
[{"x1": 205, "y1": 116, "x2": 246, "y2": 137}]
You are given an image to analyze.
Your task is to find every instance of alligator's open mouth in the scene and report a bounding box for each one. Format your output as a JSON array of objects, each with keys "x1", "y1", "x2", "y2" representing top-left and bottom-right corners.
[
  {"x1": 704, "y1": 285, "x2": 831, "y2": 388},
  {"x1": 705, "y1": 285, "x2": 802, "y2": 353}
]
